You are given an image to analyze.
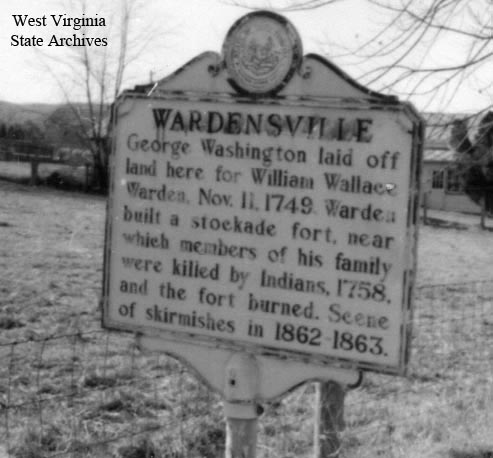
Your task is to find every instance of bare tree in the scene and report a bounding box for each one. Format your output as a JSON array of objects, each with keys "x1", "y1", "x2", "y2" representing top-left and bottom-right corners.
[
  {"x1": 225, "y1": 0, "x2": 341, "y2": 11},
  {"x1": 336, "y1": 0, "x2": 493, "y2": 212},
  {"x1": 39, "y1": 0, "x2": 173, "y2": 191},
  {"x1": 226, "y1": 0, "x2": 492, "y2": 110},
  {"x1": 449, "y1": 112, "x2": 493, "y2": 213},
  {"x1": 336, "y1": 1, "x2": 491, "y2": 111},
  {"x1": 225, "y1": 0, "x2": 493, "y2": 210}
]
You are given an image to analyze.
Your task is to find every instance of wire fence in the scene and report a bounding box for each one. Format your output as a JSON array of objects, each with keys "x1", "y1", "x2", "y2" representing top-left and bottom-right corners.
[{"x1": 1, "y1": 280, "x2": 492, "y2": 458}]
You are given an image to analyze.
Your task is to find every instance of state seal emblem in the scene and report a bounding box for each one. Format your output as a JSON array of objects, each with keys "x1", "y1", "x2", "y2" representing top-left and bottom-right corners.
[{"x1": 222, "y1": 11, "x2": 303, "y2": 96}]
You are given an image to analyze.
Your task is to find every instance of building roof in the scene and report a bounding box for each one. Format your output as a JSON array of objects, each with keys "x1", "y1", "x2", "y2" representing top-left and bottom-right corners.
[
  {"x1": 423, "y1": 112, "x2": 456, "y2": 148},
  {"x1": 423, "y1": 111, "x2": 484, "y2": 149},
  {"x1": 422, "y1": 111, "x2": 488, "y2": 163},
  {"x1": 423, "y1": 148, "x2": 457, "y2": 162}
]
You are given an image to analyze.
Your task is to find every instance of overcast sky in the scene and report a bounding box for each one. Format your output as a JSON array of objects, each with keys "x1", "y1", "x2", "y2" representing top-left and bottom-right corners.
[{"x1": 0, "y1": 0, "x2": 488, "y2": 113}]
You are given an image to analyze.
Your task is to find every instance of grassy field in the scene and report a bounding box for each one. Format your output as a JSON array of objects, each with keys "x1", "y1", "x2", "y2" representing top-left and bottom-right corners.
[{"x1": 0, "y1": 180, "x2": 492, "y2": 458}]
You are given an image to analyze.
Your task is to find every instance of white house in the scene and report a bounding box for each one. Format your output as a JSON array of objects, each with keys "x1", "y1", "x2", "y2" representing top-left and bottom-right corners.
[{"x1": 421, "y1": 113, "x2": 482, "y2": 214}]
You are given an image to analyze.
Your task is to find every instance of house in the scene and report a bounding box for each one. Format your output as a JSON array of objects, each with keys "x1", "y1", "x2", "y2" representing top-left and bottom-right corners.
[
  {"x1": 422, "y1": 113, "x2": 482, "y2": 214},
  {"x1": 422, "y1": 148, "x2": 481, "y2": 213}
]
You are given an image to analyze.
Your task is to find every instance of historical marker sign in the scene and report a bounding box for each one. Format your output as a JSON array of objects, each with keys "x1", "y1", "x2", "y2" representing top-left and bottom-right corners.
[{"x1": 102, "y1": 11, "x2": 422, "y2": 376}]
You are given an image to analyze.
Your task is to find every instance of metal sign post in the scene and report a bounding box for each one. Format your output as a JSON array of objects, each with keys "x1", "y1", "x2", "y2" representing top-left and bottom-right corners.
[
  {"x1": 103, "y1": 10, "x2": 423, "y2": 456},
  {"x1": 223, "y1": 353, "x2": 259, "y2": 458},
  {"x1": 137, "y1": 335, "x2": 360, "y2": 458}
]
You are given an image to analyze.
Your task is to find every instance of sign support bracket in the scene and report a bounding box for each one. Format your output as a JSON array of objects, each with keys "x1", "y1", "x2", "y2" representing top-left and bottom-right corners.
[
  {"x1": 223, "y1": 353, "x2": 259, "y2": 458},
  {"x1": 137, "y1": 335, "x2": 362, "y2": 457}
]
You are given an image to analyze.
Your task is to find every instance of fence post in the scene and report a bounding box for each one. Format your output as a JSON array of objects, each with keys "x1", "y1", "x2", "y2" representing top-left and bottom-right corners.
[
  {"x1": 85, "y1": 163, "x2": 90, "y2": 192},
  {"x1": 480, "y1": 192, "x2": 486, "y2": 229},
  {"x1": 423, "y1": 191, "x2": 428, "y2": 225},
  {"x1": 30, "y1": 160, "x2": 39, "y2": 186},
  {"x1": 314, "y1": 381, "x2": 345, "y2": 458}
]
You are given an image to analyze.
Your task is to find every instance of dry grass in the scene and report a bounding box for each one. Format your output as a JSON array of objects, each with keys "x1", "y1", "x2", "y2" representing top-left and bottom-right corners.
[{"x1": 0, "y1": 180, "x2": 492, "y2": 457}]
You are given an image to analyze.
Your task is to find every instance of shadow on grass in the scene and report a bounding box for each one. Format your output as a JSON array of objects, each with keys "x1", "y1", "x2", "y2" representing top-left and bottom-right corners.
[
  {"x1": 0, "y1": 175, "x2": 106, "y2": 200},
  {"x1": 424, "y1": 217, "x2": 469, "y2": 230},
  {"x1": 449, "y1": 450, "x2": 493, "y2": 458},
  {"x1": 0, "y1": 174, "x2": 32, "y2": 186}
]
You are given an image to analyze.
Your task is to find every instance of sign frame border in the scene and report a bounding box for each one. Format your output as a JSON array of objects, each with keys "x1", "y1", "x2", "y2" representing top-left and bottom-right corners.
[{"x1": 101, "y1": 91, "x2": 424, "y2": 377}]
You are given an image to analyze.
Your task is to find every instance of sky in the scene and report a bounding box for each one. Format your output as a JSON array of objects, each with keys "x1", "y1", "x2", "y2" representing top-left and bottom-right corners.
[{"x1": 0, "y1": 0, "x2": 489, "y2": 114}]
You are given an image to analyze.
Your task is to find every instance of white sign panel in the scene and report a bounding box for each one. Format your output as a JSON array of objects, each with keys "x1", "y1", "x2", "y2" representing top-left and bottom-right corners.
[{"x1": 103, "y1": 94, "x2": 421, "y2": 375}]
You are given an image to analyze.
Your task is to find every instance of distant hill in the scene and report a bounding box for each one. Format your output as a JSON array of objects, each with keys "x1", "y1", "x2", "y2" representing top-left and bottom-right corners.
[
  {"x1": 0, "y1": 101, "x2": 58, "y2": 127},
  {"x1": 0, "y1": 100, "x2": 105, "y2": 127},
  {"x1": 0, "y1": 100, "x2": 110, "y2": 149},
  {"x1": 0, "y1": 100, "x2": 476, "y2": 150}
]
